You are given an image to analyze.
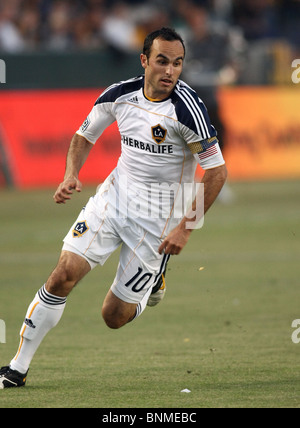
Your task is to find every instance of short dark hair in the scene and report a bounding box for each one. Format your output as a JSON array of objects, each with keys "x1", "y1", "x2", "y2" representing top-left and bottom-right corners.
[{"x1": 143, "y1": 27, "x2": 185, "y2": 59}]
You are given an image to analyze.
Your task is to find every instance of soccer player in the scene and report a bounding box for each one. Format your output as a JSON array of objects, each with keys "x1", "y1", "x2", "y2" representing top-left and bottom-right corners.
[{"x1": 0, "y1": 27, "x2": 227, "y2": 388}]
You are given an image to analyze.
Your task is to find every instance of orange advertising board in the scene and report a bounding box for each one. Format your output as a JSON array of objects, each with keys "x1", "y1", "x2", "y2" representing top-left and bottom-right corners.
[
  {"x1": 0, "y1": 89, "x2": 121, "y2": 188},
  {"x1": 0, "y1": 87, "x2": 299, "y2": 188},
  {"x1": 218, "y1": 86, "x2": 300, "y2": 180}
]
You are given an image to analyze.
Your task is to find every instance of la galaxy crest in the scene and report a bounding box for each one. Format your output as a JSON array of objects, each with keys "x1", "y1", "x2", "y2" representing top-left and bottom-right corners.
[
  {"x1": 151, "y1": 124, "x2": 167, "y2": 144},
  {"x1": 73, "y1": 220, "x2": 88, "y2": 237}
]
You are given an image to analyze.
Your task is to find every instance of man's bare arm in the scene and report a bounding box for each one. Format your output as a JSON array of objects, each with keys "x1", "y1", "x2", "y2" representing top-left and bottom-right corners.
[
  {"x1": 194, "y1": 163, "x2": 228, "y2": 217},
  {"x1": 53, "y1": 134, "x2": 93, "y2": 204},
  {"x1": 158, "y1": 164, "x2": 227, "y2": 255}
]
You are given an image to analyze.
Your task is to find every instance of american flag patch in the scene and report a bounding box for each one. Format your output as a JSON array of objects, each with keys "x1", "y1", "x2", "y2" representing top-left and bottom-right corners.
[{"x1": 198, "y1": 144, "x2": 218, "y2": 160}]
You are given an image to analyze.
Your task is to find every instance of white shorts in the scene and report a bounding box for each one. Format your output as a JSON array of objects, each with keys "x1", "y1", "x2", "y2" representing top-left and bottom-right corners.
[{"x1": 62, "y1": 183, "x2": 170, "y2": 304}]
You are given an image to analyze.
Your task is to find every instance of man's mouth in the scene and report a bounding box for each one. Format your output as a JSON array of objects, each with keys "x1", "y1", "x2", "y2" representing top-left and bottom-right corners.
[{"x1": 161, "y1": 78, "x2": 173, "y2": 85}]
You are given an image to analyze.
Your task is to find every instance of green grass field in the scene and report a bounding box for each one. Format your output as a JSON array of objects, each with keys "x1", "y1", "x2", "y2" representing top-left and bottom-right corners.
[{"x1": 0, "y1": 180, "x2": 299, "y2": 408}]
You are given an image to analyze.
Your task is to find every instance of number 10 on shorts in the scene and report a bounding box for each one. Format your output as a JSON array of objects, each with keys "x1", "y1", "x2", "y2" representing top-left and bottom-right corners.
[{"x1": 125, "y1": 267, "x2": 152, "y2": 293}]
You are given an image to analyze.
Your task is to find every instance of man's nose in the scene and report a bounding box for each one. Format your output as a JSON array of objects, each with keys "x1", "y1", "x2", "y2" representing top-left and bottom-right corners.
[{"x1": 165, "y1": 65, "x2": 173, "y2": 76}]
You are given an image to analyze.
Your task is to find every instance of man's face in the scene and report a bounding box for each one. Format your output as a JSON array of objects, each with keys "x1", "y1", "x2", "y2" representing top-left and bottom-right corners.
[{"x1": 141, "y1": 38, "x2": 184, "y2": 101}]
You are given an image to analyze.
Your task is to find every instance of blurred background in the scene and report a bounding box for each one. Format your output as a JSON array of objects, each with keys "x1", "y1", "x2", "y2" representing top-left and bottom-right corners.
[
  {"x1": 0, "y1": 0, "x2": 300, "y2": 187},
  {"x1": 1, "y1": 2, "x2": 300, "y2": 407}
]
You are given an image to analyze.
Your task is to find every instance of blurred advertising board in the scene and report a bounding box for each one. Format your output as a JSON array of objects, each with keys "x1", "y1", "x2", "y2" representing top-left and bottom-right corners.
[
  {"x1": 0, "y1": 87, "x2": 299, "y2": 188},
  {"x1": 0, "y1": 89, "x2": 120, "y2": 188},
  {"x1": 219, "y1": 86, "x2": 300, "y2": 180}
]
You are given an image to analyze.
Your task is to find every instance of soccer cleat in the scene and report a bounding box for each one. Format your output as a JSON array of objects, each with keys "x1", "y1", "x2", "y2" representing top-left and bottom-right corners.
[
  {"x1": 147, "y1": 273, "x2": 166, "y2": 307},
  {"x1": 0, "y1": 366, "x2": 28, "y2": 389}
]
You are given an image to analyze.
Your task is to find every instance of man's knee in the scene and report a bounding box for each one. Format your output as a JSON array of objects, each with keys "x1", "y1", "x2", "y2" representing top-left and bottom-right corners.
[
  {"x1": 102, "y1": 310, "x2": 125, "y2": 329},
  {"x1": 101, "y1": 304, "x2": 131, "y2": 329},
  {"x1": 46, "y1": 251, "x2": 91, "y2": 297},
  {"x1": 102, "y1": 291, "x2": 137, "y2": 329}
]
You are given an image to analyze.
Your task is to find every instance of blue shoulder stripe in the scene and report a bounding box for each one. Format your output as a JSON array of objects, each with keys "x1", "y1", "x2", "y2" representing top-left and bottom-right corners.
[
  {"x1": 173, "y1": 81, "x2": 216, "y2": 140},
  {"x1": 94, "y1": 75, "x2": 144, "y2": 105}
]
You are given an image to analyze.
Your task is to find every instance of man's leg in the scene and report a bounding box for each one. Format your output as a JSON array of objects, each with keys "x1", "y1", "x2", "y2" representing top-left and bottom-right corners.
[
  {"x1": 102, "y1": 286, "x2": 153, "y2": 329},
  {"x1": 101, "y1": 240, "x2": 166, "y2": 330},
  {"x1": 102, "y1": 290, "x2": 137, "y2": 329},
  {"x1": 45, "y1": 250, "x2": 91, "y2": 297},
  {"x1": 3, "y1": 251, "x2": 90, "y2": 386}
]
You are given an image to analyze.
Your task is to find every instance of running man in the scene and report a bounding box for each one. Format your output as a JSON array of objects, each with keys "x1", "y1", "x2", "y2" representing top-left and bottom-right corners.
[{"x1": 0, "y1": 27, "x2": 227, "y2": 388}]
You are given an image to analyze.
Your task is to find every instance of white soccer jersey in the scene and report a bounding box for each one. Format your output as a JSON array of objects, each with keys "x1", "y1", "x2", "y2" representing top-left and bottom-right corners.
[{"x1": 76, "y1": 75, "x2": 225, "y2": 238}]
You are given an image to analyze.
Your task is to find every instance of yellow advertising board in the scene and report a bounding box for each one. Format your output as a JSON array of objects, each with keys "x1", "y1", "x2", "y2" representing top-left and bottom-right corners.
[{"x1": 218, "y1": 87, "x2": 300, "y2": 180}]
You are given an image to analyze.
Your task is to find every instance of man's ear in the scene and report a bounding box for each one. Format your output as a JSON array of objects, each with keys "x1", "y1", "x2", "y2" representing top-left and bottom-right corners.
[{"x1": 140, "y1": 53, "x2": 148, "y2": 70}]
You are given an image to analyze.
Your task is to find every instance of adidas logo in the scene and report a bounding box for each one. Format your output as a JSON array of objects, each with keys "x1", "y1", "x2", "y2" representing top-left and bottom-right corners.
[
  {"x1": 127, "y1": 96, "x2": 139, "y2": 104},
  {"x1": 24, "y1": 318, "x2": 36, "y2": 329}
]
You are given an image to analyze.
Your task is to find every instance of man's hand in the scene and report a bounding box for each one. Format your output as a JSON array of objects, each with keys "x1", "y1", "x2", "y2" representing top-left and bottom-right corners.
[
  {"x1": 158, "y1": 224, "x2": 192, "y2": 255},
  {"x1": 53, "y1": 177, "x2": 82, "y2": 204}
]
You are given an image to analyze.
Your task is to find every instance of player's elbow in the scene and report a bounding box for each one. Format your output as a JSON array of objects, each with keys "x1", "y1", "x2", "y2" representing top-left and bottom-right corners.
[
  {"x1": 210, "y1": 163, "x2": 228, "y2": 186},
  {"x1": 212, "y1": 163, "x2": 228, "y2": 194},
  {"x1": 219, "y1": 163, "x2": 228, "y2": 183}
]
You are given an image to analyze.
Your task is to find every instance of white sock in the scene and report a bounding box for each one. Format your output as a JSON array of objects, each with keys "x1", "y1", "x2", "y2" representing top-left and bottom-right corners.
[
  {"x1": 132, "y1": 286, "x2": 152, "y2": 321},
  {"x1": 10, "y1": 285, "x2": 66, "y2": 374}
]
